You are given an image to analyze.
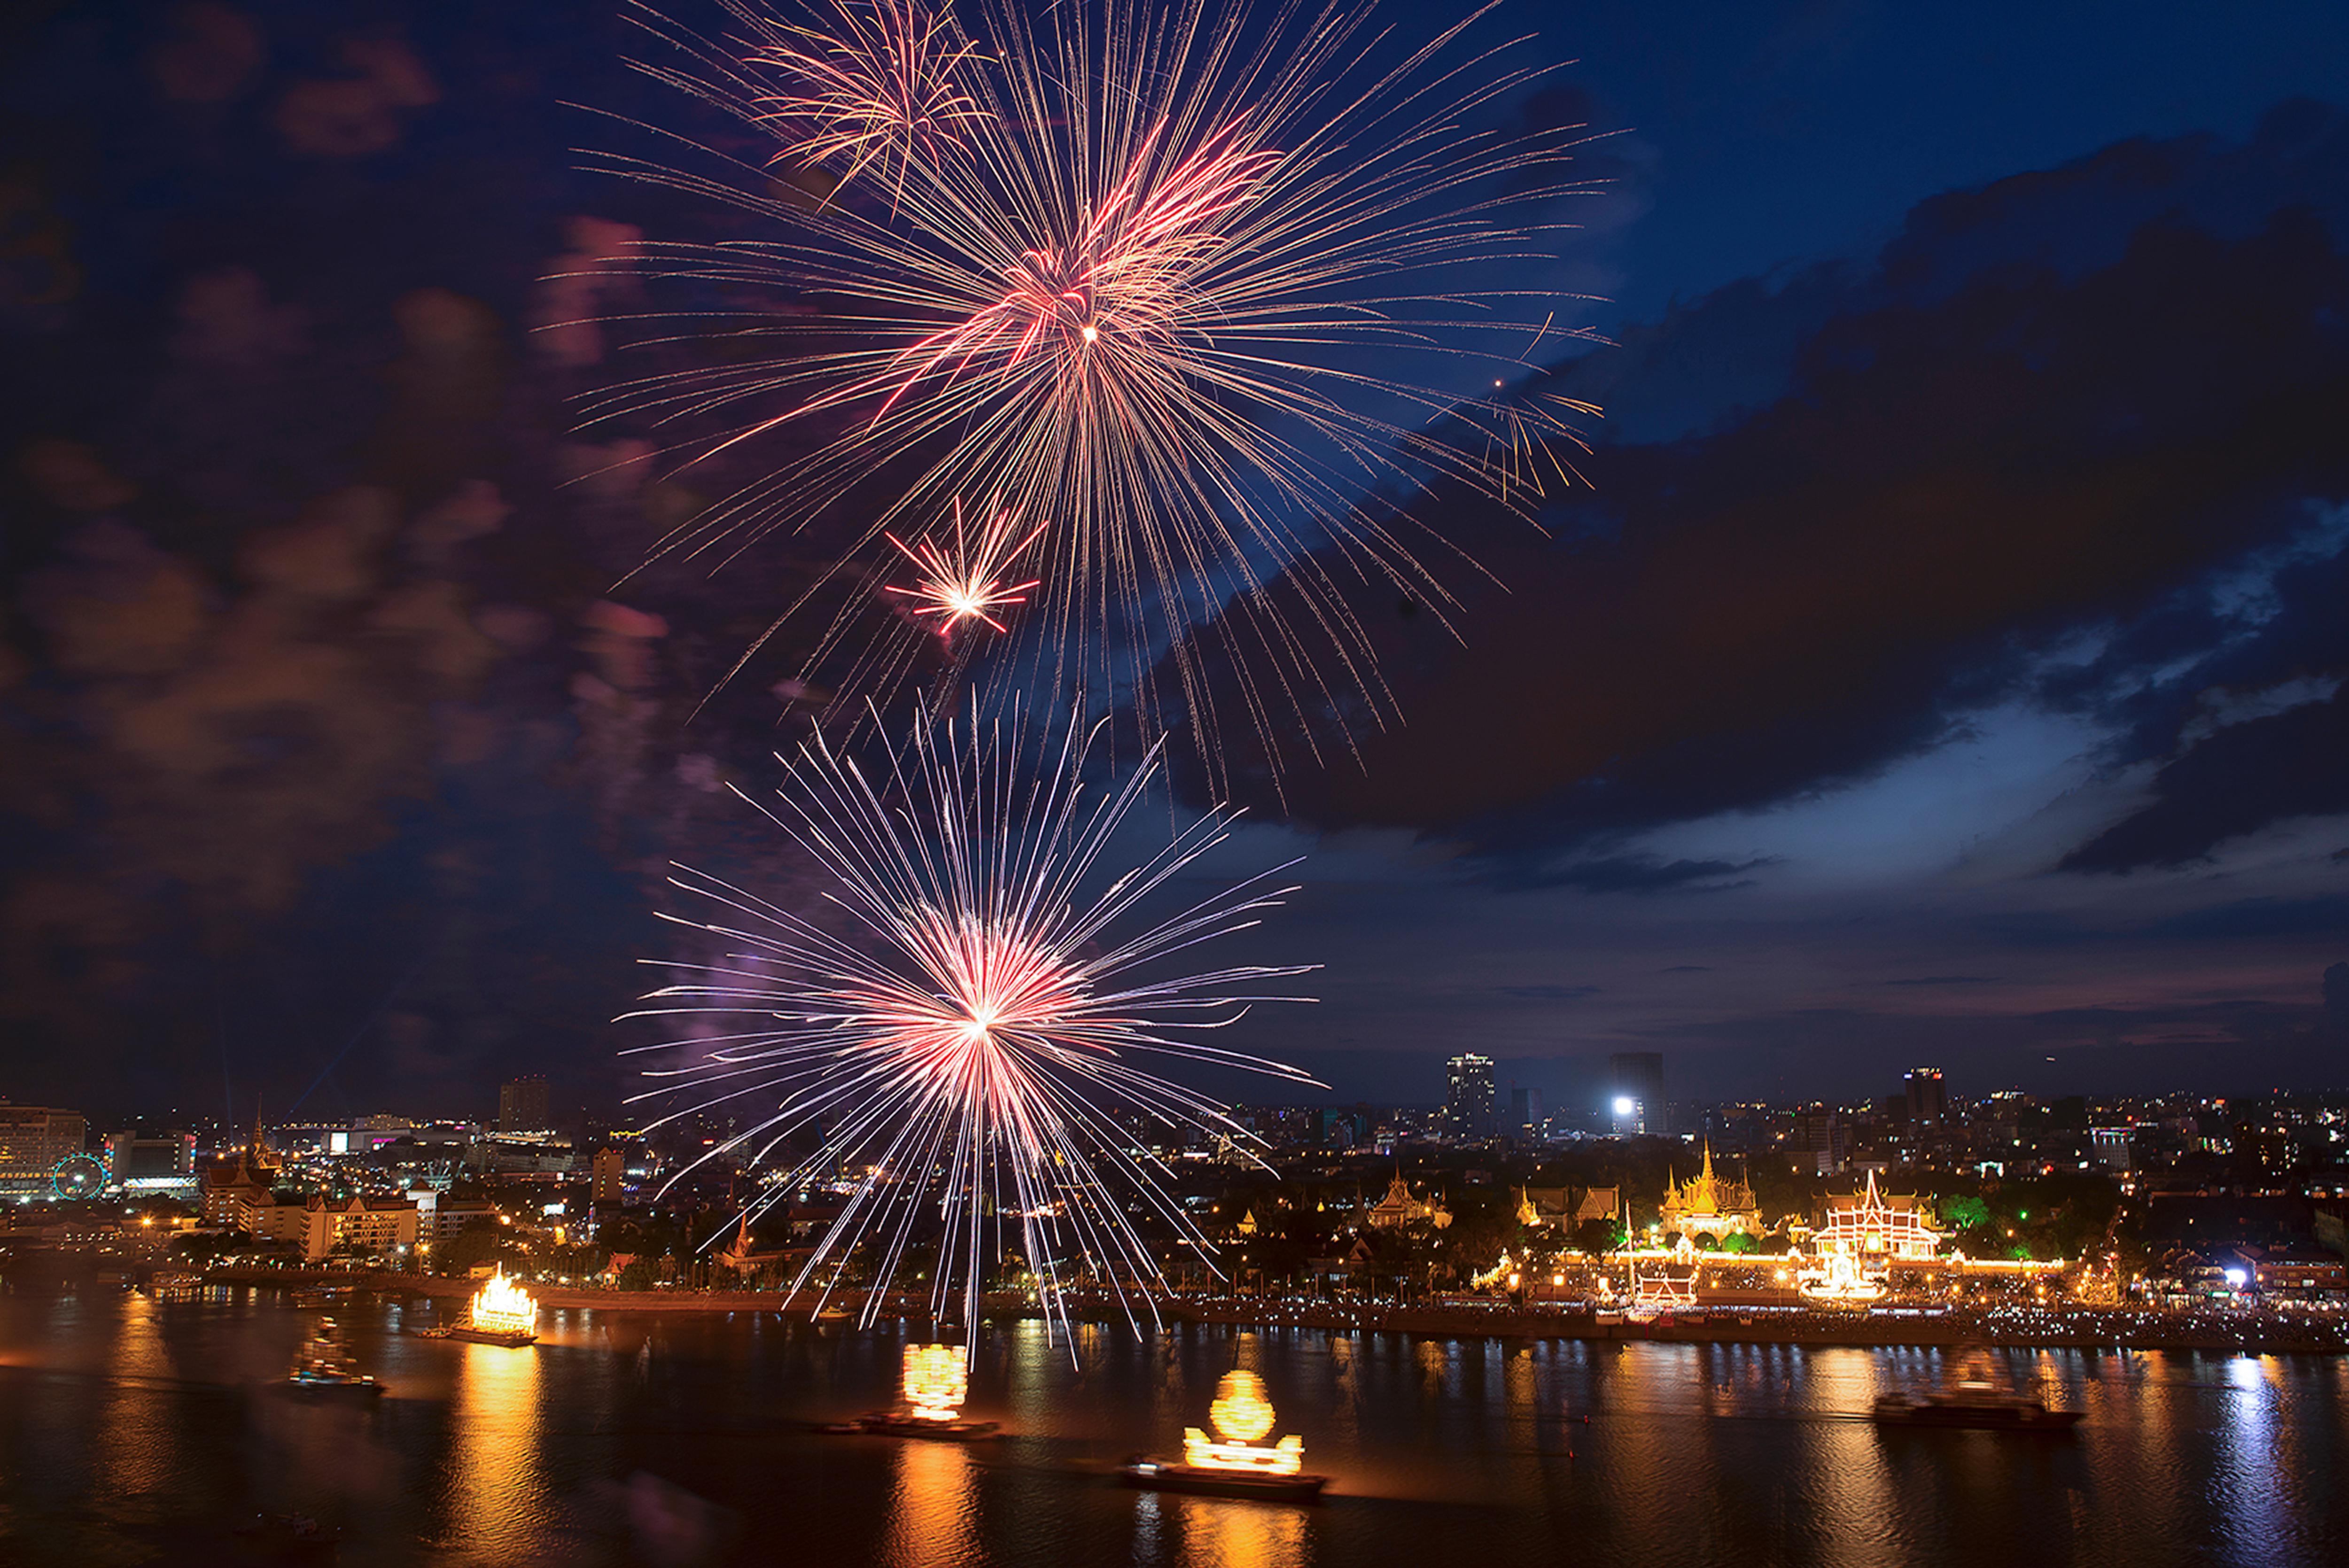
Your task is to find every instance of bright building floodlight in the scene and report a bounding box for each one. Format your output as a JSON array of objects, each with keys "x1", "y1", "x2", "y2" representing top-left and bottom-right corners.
[
  {"x1": 2224, "y1": 1267, "x2": 2249, "y2": 1288},
  {"x1": 1612, "y1": 1096, "x2": 1635, "y2": 1116}
]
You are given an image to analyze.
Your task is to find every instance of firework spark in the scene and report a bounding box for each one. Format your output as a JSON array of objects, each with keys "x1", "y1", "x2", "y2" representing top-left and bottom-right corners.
[
  {"x1": 881, "y1": 497, "x2": 1044, "y2": 637},
  {"x1": 620, "y1": 705, "x2": 1319, "y2": 1351},
  {"x1": 578, "y1": 0, "x2": 1610, "y2": 789}
]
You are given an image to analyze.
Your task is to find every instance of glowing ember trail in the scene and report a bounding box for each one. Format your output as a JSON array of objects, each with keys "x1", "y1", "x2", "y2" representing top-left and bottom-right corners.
[
  {"x1": 620, "y1": 704, "x2": 1320, "y2": 1355},
  {"x1": 882, "y1": 498, "x2": 1043, "y2": 637},
  {"x1": 579, "y1": 0, "x2": 1610, "y2": 791}
]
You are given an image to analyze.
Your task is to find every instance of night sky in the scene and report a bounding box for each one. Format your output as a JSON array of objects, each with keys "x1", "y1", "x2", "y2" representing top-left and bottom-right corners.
[{"x1": 5, "y1": 0, "x2": 2347, "y2": 1123}]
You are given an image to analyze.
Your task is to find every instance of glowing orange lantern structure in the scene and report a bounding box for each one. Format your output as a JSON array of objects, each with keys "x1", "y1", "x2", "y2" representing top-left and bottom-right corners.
[
  {"x1": 1182, "y1": 1372, "x2": 1303, "y2": 1476},
  {"x1": 470, "y1": 1270, "x2": 538, "y2": 1336},
  {"x1": 902, "y1": 1343, "x2": 969, "y2": 1422}
]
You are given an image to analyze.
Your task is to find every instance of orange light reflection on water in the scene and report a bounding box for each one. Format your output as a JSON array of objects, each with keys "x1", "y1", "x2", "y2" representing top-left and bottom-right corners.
[
  {"x1": 883, "y1": 1437, "x2": 978, "y2": 1568},
  {"x1": 439, "y1": 1340, "x2": 546, "y2": 1559},
  {"x1": 1172, "y1": 1492, "x2": 1307, "y2": 1568}
]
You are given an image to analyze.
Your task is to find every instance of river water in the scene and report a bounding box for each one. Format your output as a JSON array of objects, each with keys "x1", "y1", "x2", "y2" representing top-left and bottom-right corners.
[{"x1": 0, "y1": 1288, "x2": 2342, "y2": 1566}]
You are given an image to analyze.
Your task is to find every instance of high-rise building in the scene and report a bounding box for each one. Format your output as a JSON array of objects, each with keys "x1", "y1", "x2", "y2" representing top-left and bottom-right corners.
[
  {"x1": 1509, "y1": 1086, "x2": 1543, "y2": 1137},
  {"x1": 498, "y1": 1075, "x2": 551, "y2": 1133},
  {"x1": 0, "y1": 1105, "x2": 88, "y2": 1195},
  {"x1": 1605, "y1": 1053, "x2": 1665, "y2": 1136},
  {"x1": 592, "y1": 1146, "x2": 628, "y2": 1204},
  {"x1": 1444, "y1": 1055, "x2": 1497, "y2": 1141},
  {"x1": 1792, "y1": 1108, "x2": 1845, "y2": 1174},
  {"x1": 1904, "y1": 1066, "x2": 1949, "y2": 1127}
]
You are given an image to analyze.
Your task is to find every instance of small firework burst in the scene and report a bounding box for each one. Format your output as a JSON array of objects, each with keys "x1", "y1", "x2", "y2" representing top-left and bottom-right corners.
[
  {"x1": 621, "y1": 704, "x2": 1319, "y2": 1351},
  {"x1": 881, "y1": 497, "x2": 1044, "y2": 637}
]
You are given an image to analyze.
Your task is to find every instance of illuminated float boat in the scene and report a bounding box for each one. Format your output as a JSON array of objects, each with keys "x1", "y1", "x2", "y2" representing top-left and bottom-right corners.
[
  {"x1": 418, "y1": 1268, "x2": 540, "y2": 1346},
  {"x1": 279, "y1": 1315, "x2": 384, "y2": 1400},
  {"x1": 1873, "y1": 1345, "x2": 2083, "y2": 1430},
  {"x1": 1121, "y1": 1371, "x2": 1329, "y2": 1500},
  {"x1": 856, "y1": 1343, "x2": 1000, "y2": 1439}
]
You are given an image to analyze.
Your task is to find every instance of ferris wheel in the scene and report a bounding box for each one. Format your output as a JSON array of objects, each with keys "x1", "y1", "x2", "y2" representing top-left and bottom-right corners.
[{"x1": 51, "y1": 1153, "x2": 107, "y2": 1199}]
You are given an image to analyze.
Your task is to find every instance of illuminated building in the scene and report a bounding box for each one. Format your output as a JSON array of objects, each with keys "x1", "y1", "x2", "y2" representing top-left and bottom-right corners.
[
  {"x1": 202, "y1": 1115, "x2": 281, "y2": 1227},
  {"x1": 591, "y1": 1146, "x2": 627, "y2": 1204},
  {"x1": 0, "y1": 1106, "x2": 90, "y2": 1197},
  {"x1": 1659, "y1": 1144, "x2": 1760, "y2": 1244},
  {"x1": 1905, "y1": 1065, "x2": 1949, "y2": 1127},
  {"x1": 497, "y1": 1075, "x2": 551, "y2": 1134},
  {"x1": 1444, "y1": 1055, "x2": 1496, "y2": 1141},
  {"x1": 103, "y1": 1130, "x2": 199, "y2": 1195},
  {"x1": 1812, "y1": 1170, "x2": 1943, "y2": 1262},
  {"x1": 299, "y1": 1193, "x2": 420, "y2": 1262},
  {"x1": 1182, "y1": 1372, "x2": 1305, "y2": 1476},
  {"x1": 1366, "y1": 1170, "x2": 1450, "y2": 1229},
  {"x1": 469, "y1": 1270, "x2": 538, "y2": 1337},
  {"x1": 900, "y1": 1343, "x2": 968, "y2": 1421}
]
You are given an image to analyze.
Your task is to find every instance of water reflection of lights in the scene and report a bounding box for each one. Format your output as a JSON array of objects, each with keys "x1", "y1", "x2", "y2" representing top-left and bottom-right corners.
[
  {"x1": 1173, "y1": 1494, "x2": 1307, "y2": 1568},
  {"x1": 1806, "y1": 1349, "x2": 1898, "y2": 1568},
  {"x1": 443, "y1": 1339, "x2": 547, "y2": 1559},
  {"x1": 98, "y1": 1293, "x2": 172, "y2": 1499},
  {"x1": 883, "y1": 1436, "x2": 977, "y2": 1567},
  {"x1": 2218, "y1": 1353, "x2": 2285, "y2": 1564}
]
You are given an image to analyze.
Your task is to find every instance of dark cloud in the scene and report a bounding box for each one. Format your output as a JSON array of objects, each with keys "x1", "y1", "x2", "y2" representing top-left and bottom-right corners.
[
  {"x1": 2065, "y1": 686, "x2": 2349, "y2": 869},
  {"x1": 1496, "y1": 983, "x2": 1603, "y2": 1001},
  {"x1": 1182, "y1": 106, "x2": 2349, "y2": 877},
  {"x1": 2136, "y1": 894, "x2": 2349, "y2": 943},
  {"x1": 1518, "y1": 854, "x2": 1777, "y2": 894},
  {"x1": 1884, "y1": 975, "x2": 1999, "y2": 986}
]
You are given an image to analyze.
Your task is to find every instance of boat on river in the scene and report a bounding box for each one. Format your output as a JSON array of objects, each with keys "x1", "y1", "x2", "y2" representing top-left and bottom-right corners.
[
  {"x1": 279, "y1": 1317, "x2": 383, "y2": 1401},
  {"x1": 1118, "y1": 1455, "x2": 1329, "y2": 1501},
  {"x1": 414, "y1": 1269, "x2": 538, "y2": 1346},
  {"x1": 855, "y1": 1410, "x2": 1000, "y2": 1439},
  {"x1": 1120, "y1": 1371, "x2": 1329, "y2": 1503},
  {"x1": 1873, "y1": 1345, "x2": 2082, "y2": 1431}
]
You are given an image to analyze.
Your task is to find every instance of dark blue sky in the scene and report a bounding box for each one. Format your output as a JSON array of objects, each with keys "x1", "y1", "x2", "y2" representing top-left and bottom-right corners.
[{"x1": 3, "y1": 1, "x2": 2345, "y2": 1122}]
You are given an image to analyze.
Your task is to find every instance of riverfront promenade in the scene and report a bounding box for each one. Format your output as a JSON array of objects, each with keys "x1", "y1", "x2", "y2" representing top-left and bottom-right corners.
[{"x1": 200, "y1": 1266, "x2": 2349, "y2": 1354}]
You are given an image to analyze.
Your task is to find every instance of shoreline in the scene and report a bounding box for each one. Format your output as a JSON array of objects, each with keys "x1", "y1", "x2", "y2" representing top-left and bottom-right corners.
[{"x1": 199, "y1": 1267, "x2": 2349, "y2": 1355}]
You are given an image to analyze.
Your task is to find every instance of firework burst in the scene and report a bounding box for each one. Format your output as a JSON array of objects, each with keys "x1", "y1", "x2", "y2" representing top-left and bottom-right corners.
[
  {"x1": 621, "y1": 704, "x2": 1319, "y2": 1350},
  {"x1": 750, "y1": 0, "x2": 991, "y2": 199},
  {"x1": 882, "y1": 497, "x2": 1043, "y2": 637},
  {"x1": 576, "y1": 0, "x2": 1610, "y2": 790}
]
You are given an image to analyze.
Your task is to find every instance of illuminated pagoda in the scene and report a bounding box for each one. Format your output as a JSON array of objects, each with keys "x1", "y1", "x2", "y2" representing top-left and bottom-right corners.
[
  {"x1": 1812, "y1": 1170, "x2": 1942, "y2": 1263},
  {"x1": 1659, "y1": 1144, "x2": 1760, "y2": 1245},
  {"x1": 1366, "y1": 1170, "x2": 1451, "y2": 1230},
  {"x1": 1124, "y1": 1371, "x2": 1327, "y2": 1499}
]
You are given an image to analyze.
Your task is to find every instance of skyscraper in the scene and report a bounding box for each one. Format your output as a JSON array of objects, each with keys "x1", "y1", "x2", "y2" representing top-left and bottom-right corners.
[
  {"x1": 1904, "y1": 1065, "x2": 1948, "y2": 1127},
  {"x1": 1444, "y1": 1054, "x2": 1497, "y2": 1141},
  {"x1": 1605, "y1": 1052, "x2": 1665, "y2": 1136},
  {"x1": 498, "y1": 1075, "x2": 551, "y2": 1134}
]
